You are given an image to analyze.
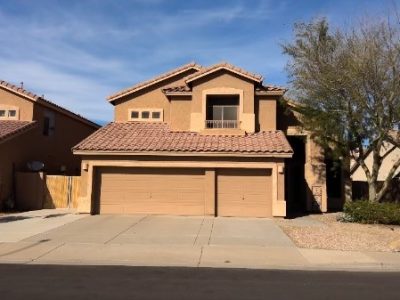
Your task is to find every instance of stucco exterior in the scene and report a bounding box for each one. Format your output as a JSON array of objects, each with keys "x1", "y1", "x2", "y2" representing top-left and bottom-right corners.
[{"x1": 75, "y1": 62, "x2": 334, "y2": 217}]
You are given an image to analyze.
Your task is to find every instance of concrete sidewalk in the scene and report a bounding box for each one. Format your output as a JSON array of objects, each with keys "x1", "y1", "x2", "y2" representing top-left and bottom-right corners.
[{"x1": 0, "y1": 240, "x2": 399, "y2": 271}]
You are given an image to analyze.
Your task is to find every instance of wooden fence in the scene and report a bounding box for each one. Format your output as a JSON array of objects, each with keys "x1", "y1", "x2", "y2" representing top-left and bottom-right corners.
[{"x1": 43, "y1": 175, "x2": 81, "y2": 209}]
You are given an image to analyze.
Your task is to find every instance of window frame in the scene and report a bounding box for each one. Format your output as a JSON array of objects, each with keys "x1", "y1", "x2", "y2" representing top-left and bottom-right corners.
[
  {"x1": 128, "y1": 109, "x2": 163, "y2": 122},
  {"x1": 0, "y1": 107, "x2": 19, "y2": 120}
]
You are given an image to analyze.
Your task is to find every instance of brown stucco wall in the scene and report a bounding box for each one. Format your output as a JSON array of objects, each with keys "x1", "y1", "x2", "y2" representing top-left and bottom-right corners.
[
  {"x1": 169, "y1": 96, "x2": 192, "y2": 131},
  {"x1": 113, "y1": 69, "x2": 197, "y2": 123},
  {"x1": 191, "y1": 71, "x2": 255, "y2": 114},
  {"x1": 31, "y1": 103, "x2": 96, "y2": 174},
  {"x1": 0, "y1": 130, "x2": 35, "y2": 207},
  {"x1": 255, "y1": 95, "x2": 278, "y2": 131},
  {"x1": 0, "y1": 89, "x2": 34, "y2": 121}
]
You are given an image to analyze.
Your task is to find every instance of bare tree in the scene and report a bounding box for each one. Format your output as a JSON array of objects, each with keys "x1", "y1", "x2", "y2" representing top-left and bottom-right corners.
[{"x1": 282, "y1": 15, "x2": 400, "y2": 203}]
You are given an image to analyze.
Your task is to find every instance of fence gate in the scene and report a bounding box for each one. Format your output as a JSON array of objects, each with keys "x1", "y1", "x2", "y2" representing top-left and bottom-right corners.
[{"x1": 43, "y1": 175, "x2": 80, "y2": 209}]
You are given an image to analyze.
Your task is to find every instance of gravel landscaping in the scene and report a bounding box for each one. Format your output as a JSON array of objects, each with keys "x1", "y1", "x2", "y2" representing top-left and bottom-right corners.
[{"x1": 276, "y1": 213, "x2": 400, "y2": 252}]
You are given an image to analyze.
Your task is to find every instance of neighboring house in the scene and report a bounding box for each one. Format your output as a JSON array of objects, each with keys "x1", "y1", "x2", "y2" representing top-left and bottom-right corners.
[
  {"x1": 0, "y1": 80, "x2": 100, "y2": 209},
  {"x1": 74, "y1": 62, "x2": 332, "y2": 217},
  {"x1": 351, "y1": 132, "x2": 400, "y2": 201}
]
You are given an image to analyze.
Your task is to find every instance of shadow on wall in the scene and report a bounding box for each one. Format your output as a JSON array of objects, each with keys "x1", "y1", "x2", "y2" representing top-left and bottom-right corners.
[
  {"x1": 15, "y1": 172, "x2": 81, "y2": 211},
  {"x1": 353, "y1": 180, "x2": 400, "y2": 203}
]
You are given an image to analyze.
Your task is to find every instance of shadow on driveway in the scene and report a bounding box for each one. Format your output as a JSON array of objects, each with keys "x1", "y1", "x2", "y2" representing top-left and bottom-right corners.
[{"x1": 0, "y1": 216, "x2": 32, "y2": 223}]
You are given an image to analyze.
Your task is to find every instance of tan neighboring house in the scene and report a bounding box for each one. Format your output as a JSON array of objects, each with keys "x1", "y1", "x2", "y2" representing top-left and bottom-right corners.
[
  {"x1": 0, "y1": 80, "x2": 100, "y2": 209},
  {"x1": 351, "y1": 132, "x2": 400, "y2": 201},
  {"x1": 74, "y1": 62, "x2": 334, "y2": 217}
]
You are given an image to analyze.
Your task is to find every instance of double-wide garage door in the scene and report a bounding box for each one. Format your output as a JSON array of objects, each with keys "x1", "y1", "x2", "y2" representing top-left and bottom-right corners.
[
  {"x1": 96, "y1": 168, "x2": 205, "y2": 215},
  {"x1": 95, "y1": 167, "x2": 272, "y2": 217}
]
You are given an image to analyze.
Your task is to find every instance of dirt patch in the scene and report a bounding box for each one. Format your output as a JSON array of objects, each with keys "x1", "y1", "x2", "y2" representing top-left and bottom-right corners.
[{"x1": 276, "y1": 213, "x2": 400, "y2": 252}]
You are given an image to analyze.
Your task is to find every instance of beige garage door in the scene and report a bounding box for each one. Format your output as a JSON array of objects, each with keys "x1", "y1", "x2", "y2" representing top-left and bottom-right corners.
[
  {"x1": 217, "y1": 169, "x2": 272, "y2": 217},
  {"x1": 95, "y1": 167, "x2": 205, "y2": 215}
]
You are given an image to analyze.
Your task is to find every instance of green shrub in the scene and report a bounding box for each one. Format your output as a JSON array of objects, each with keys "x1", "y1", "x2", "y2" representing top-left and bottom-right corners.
[{"x1": 343, "y1": 200, "x2": 400, "y2": 225}]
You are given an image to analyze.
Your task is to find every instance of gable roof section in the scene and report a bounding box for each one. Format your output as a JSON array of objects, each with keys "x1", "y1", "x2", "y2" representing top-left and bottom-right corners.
[
  {"x1": 0, "y1": 80, "x2": 99, "y2": 129},
  {"x1": 255, "y1": 84, "x2": 286, "y2": 95},
  {"x1": 107, "y1": 62, "x2": 202, "y2": 103},
  {"x1": 184, "y1": 62, "x2": 263, "y2": 84},
  {"x1": 162, "y1": 83, "x2": 287, "y2": 96},
  {"x1": 162, "y1": 85, "x2": 192, "y2": 96},
  {"x1": 0, "y1": 120, "x2": 37, "y2": 145},
  {"x1": 73, "y1": 122, "x2": 293, "y2": 157}
]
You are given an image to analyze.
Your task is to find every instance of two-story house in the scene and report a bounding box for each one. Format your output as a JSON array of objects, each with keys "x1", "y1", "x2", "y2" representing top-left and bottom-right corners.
[
  {"x1": 0, "y1": 80, "x2": 100, "y2": 209},
  {"x1": 74, "y1": 62, "x2": 333, "y2": 217}
]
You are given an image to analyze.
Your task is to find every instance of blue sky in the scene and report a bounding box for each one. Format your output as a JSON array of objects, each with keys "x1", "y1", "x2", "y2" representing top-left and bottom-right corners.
[{"x1": 0, "y1": 0, "x2": 397, "y2": 124}]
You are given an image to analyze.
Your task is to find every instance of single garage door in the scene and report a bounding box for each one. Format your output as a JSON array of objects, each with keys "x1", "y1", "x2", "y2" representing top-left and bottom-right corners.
[
  {"x1": 95, "y1": 167, "x2": 205, "y2": 215},
  {"x1": 217, "y1": 169, "x2": 272, "y2": 217}
]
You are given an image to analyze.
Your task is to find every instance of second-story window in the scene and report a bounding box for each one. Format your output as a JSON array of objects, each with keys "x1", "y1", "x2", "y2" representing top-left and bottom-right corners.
[
  {"x1": 206, "y1": 95, "x2": 239, "y2": 129},
  {"x1": 141, "y1": 111, "x2": 150, "y2": 119},
  {"x1": 0, "y1": 107, "x2": 19, "y2": 120},
  {"x1": 8, "y1": 110, "x2": 16, "y2": 117},
  {"x1": 131, "y1": 111, "x2": 139, "y2": 119},
  {"x1": 129, "y1": 109, "x2": 163, "y2": 122}
]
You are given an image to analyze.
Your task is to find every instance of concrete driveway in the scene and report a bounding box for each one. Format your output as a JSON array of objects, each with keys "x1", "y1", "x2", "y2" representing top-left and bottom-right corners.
[
  {"x1": 24, "y1": 215, "x2": 294, "y2": 247},
  {"x1": 1, "y1": 214, "x2": 399, "y2": 270},
  {"x1": 0, "y1": 209, "x2": 85, "y2": 242}
]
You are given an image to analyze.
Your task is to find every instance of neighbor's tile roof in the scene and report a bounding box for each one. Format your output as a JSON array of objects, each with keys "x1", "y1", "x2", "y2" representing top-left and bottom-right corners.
[
  {"x1": 107, "y1": 62, "x2": 202, "y2": 102},
  {"x1": 162, "y1": 85, "x2": 192, "y2": 94},
  {"x1": 184, "y1": 62, "x2": 263, "y2": 83},
  {"x1": 256, "y1": 84, "x2": 287, "y2": 93},
  {"x1": 0, "y1": 120, "x2": 37, "y2": 143},
  {"x1": 74, "y1": 122, "x2": 293, "y2": 156},
  {"x1": 0, "y1": 80, "x2": 99, "y2": 129}
]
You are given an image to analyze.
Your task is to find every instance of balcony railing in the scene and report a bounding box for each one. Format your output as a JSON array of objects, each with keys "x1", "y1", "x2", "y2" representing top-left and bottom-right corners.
[{"x1": 205, "y1": 120, "x2": 238, "y2": 129}]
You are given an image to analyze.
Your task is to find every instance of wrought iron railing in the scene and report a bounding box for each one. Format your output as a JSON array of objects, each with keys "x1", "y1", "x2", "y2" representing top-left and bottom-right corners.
[{"x1": 205, "y1": 120, "x2": 238, "y2": 129}]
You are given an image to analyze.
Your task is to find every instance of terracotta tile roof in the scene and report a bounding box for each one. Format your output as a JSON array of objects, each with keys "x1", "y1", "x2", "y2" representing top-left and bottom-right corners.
[
  {"x1": 256, "y1": 84, "x2": 287, "y2": 93},
  {"x1": 74, "y1": 122, "x2": 293, "y2": 156},
  {"x1": 0, "y1": 120, "x2": 37, "y2": 144},
  {"x1": 162, "y1": 85, "x2": 192, "y2": 94},
  {"x1": 184, "y1": 62, "x2": 263, "y2": 84},
  {"x1": 107, "y1": 62, "x2": 202, "y2": 102},
  {"x1": 0, "y1": 80, "x2": 40, "y2": 100},
  {"x1": 0, "y1": 80, "x2": 99, "y2": 129},
  {"x1": 163, "y1": 84, "x2": 287, "y2": 95}
]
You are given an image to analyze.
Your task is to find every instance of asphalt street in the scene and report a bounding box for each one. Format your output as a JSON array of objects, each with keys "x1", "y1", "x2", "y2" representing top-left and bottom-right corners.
[{"x1": 0, "y1": 264, "x2": 399, "y2": 300}]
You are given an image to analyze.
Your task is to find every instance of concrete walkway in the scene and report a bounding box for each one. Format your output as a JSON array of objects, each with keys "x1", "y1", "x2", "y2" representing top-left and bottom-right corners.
[{"x1": 0, "y1": 213, "x2": 399, "y2": 271}]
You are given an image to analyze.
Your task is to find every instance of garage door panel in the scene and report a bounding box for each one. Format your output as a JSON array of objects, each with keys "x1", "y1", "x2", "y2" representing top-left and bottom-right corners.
[
  {"x1": 217, "y1": 169, "x2": 272, "y2": 218},
  {"x1": 96, "y1": 167, "x2": 205, "y2": 215}
]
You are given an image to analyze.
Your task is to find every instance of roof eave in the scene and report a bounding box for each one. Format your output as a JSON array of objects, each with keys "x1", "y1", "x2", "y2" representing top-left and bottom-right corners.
[
  {"x1": 163, "y1": 92, "x2": 192, "y2": 96},
  {"x1": 255, "y1": 90, "x2": 286, "y2": 96},
  {"x1": 73, "y1": 149, "x2": 293, "y2": 158},
  {"x1": 107, "y1": 65, "x2": 201, "y2": 103},
  {"x1": 0, "y1": 122, "x2": 38, "y2": 145},
  {"x1": 185, "y1": 66, "x2": 263, "y2": 85}
]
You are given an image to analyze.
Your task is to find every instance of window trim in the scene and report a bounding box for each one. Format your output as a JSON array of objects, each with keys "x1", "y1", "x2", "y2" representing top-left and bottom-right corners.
[
  {"x1": 0, "y1": 106, "x2": 19, "y2": 120},
  {"x1": 128, "y1": 109, "x2": 163, "y2": 122}
]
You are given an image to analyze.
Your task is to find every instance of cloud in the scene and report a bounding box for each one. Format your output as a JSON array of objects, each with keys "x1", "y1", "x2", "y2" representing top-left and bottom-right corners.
[{"x1": 1, "y1": 0, "x2": 386, "y2": 122}]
